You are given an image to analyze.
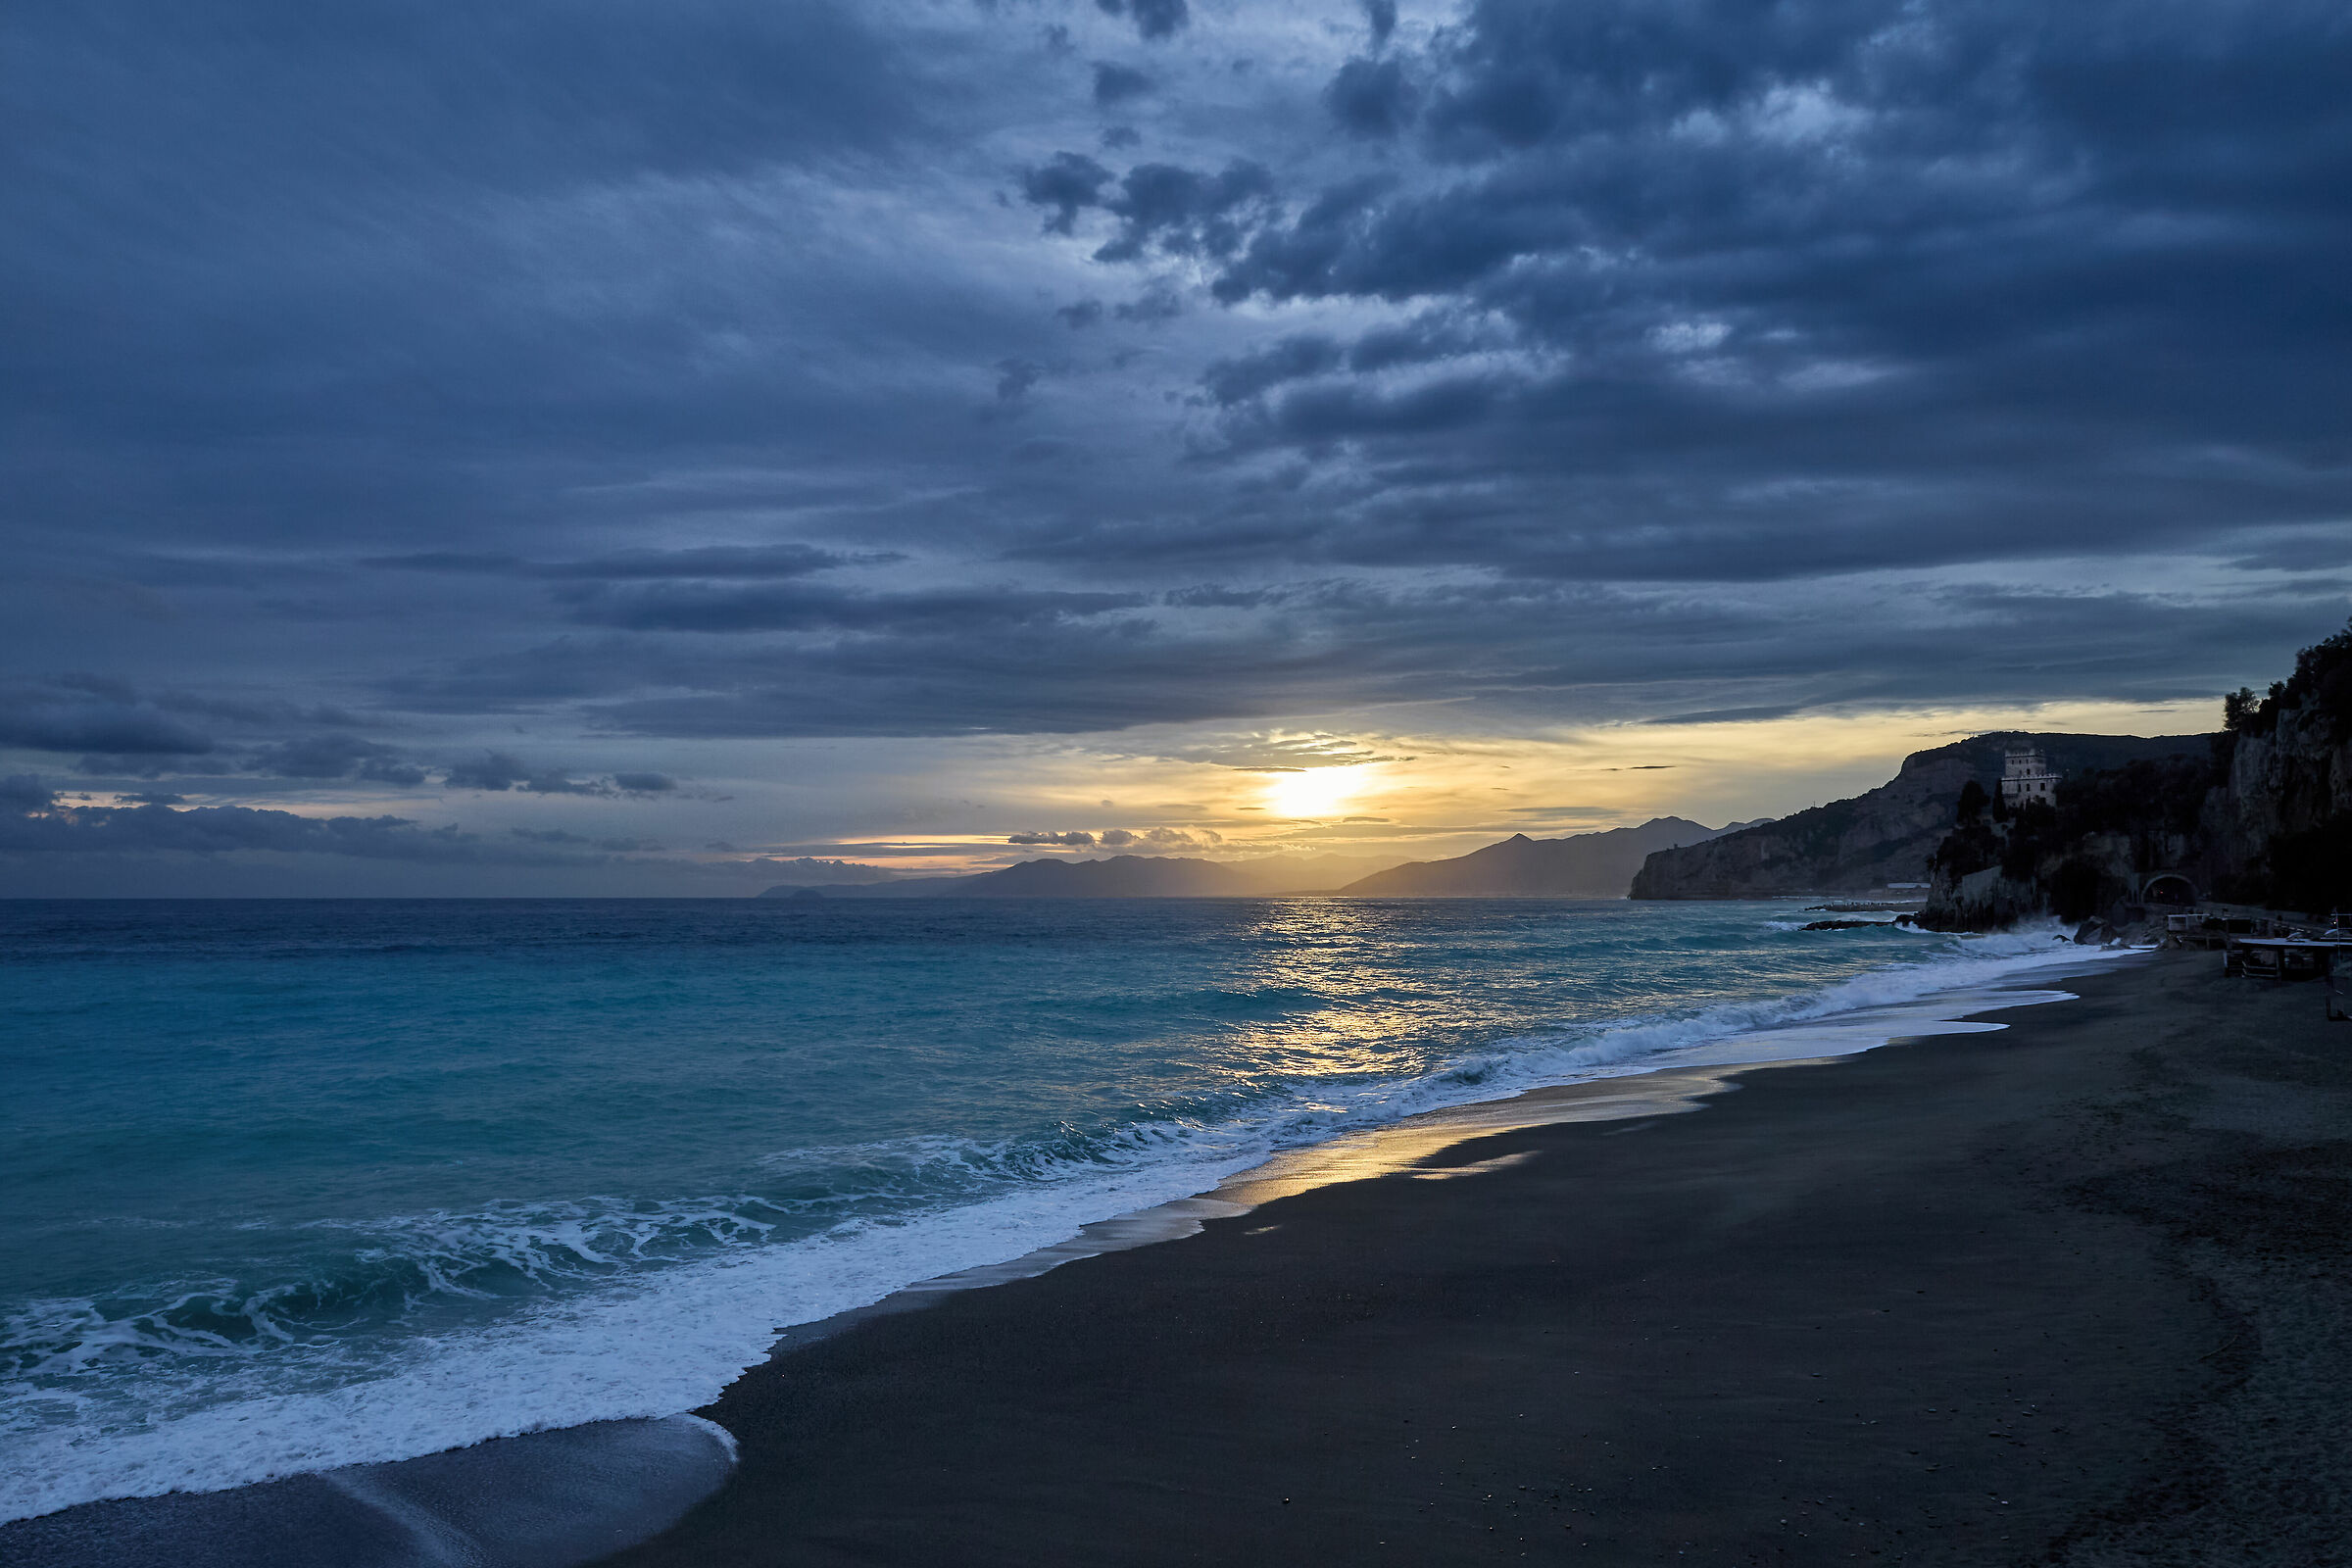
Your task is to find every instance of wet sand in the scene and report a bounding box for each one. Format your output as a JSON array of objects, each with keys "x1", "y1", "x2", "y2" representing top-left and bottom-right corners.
[{"x1": 604, "y1": 951, "x2": 2352, "y2": 1566}]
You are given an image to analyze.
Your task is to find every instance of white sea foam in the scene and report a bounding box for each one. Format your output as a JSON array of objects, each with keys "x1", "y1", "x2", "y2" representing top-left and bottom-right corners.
[{"x1": 0, "y1": 923, "x2": 2125, "y2": 1524}]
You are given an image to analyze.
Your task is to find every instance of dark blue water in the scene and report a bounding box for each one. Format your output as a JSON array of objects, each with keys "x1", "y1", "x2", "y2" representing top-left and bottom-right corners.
[{"x1": 0, "y1": 897, "x2": 2082, "y2": 1520}]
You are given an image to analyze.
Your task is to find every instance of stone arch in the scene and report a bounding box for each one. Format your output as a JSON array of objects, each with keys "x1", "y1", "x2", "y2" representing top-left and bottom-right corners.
[{"x1": 2142, "y1": 872, "x2": 2198, "y2": 906}]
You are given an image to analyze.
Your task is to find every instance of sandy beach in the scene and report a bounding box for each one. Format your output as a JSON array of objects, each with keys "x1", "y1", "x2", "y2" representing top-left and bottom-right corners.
[{"x1": 601, "y1": 950, "x2": 2352, "y2": 1566}]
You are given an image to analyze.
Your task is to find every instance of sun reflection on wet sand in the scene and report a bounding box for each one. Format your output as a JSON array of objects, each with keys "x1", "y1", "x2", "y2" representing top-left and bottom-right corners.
[
  {"x1": 1211, "y1": 1062, "x2": 1783, "y2": 1205},
  {"x1": 761, "y1": 981, "x2": 2082, "y2": 1357}
]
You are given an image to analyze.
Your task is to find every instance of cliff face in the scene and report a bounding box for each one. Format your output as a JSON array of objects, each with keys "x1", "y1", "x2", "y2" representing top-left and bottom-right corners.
[
  {"x1": 2210, "y1": 708, "x2": 2352, "y2": 885},
  {"x1": 1917, "y1": 622, "x2": 2352, "y2": 926},
  {"x1": 1630, "y1": 733, "x2": 2209, "y2": 900}
]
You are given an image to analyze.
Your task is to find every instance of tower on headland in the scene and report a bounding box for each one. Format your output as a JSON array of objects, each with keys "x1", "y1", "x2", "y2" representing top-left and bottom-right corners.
[{"x1": 2000, "y1": 746, "x2": 2057, "y2": 808}]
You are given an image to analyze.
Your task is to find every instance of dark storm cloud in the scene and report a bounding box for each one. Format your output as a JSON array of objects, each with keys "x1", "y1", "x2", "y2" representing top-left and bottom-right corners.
[
  {"x1": 363, "y1": 554, "x2": 532, "y2": 574},
  {"x1": 1020, "y1": 153, "x2": 1117, "y2": 235},
  {"x1": 246, "y1": 734, "x2": 427, "y2": 787},
  {"x1": 0, "y1": 677, "x2": 216, "y2": 757},
  {"x1": 994, "y1": 359, "x2": 1047, "y2": 407},
  {"x1": 1095, "y1": 0, "x2": 1189, "y2": 43},
  {"x1": 1008, "y1": 0, "x2": 2352, "y2": 588},
  {"x1": 558, "y1": 581, "x2": 1147, "y2": 635},
  {"x1": 0, "y1": 776, "x2": 55, "y2": 812},
  {"x1": 70, "y1": 755, "x2": 239, "y2": 781},
  {"x1": 1071, "y1": 160, "x2": 1279, "y2": 264},
  {"x1": 2, "y1": 0, "x2": 931, "y2": 473},
  {"x1": 1201, "y1": 336, "x2": 1345, "y2": 406},
  {"x1": 374, "y1": 573, "x2": 2338, "y2": 744},
  {"x1": 365, "y1": 545, "x2": 881, "y2": 580},
  {"x1": 0, "y1": 790, "x2": 629, "y2": 866},
  {"x1": 4, "y1": 0, "x2": 2347, "y2": 846},
  {"x1": 1092, "y1": 63, "x2": 1153, "y2": 107},
  {"x1": 156, "y1": 693, "x2": 376, "y2": 730},
  {"x1": 440, "y1": 753, "x2": 675, "y2": 796},
  {"x1": 1113, "y1": 280, "x2": 1185, "y2": 322},
  {"x1": 1324, "y1": 58, "x2": 1418, "y2": 138}
]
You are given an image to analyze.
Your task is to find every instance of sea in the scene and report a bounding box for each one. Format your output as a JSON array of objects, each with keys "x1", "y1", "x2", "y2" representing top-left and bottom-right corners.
[{"x1": 0, "y1": 896, "x2": 2113, "y2": 1527}]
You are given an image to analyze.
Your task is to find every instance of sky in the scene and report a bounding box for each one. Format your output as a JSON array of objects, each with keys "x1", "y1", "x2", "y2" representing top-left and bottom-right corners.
[{"x1": 3, "y1": 0, "x2": 2347, "y2": 895}]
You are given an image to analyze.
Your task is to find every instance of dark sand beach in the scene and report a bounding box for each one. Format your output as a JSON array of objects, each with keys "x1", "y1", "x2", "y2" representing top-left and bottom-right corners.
[{"x1": 605, "y1": 951, "x2": 2352, "y2": 1566}]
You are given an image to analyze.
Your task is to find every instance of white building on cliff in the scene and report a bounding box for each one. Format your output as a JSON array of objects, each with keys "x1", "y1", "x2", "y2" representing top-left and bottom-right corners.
[{"x1": 2000, "y1": 747, "x2": 2057, "y2": 808}]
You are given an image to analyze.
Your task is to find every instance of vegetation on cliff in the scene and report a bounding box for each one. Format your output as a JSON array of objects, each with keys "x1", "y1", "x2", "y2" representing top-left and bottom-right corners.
[
  {"x1": 1921, "y1": 617, "x2": 2352, "y2": 928},
  {"x1": 1630, "y1": 733, "x2": 2207, "y2": 901}
]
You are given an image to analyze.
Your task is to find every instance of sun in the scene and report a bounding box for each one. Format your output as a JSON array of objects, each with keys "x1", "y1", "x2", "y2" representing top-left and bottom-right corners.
[{"x1": 1262, "y1": 766, "x2": 1366, "y2": 820}]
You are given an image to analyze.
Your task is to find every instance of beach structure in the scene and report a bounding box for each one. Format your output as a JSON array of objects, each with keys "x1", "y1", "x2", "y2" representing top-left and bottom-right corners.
[
  {"x1": 2169, "y1": 912, "x2": 2261, "y2": 949},
  {"x1": 1999, "y1": 746, "x2": 2058, "y2": 808},
  {"x1": 2227, "y1": 937, "x2": 2344, "y2": 981}
]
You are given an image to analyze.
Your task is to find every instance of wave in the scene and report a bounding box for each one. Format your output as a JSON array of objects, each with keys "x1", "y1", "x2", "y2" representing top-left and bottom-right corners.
[{"x1": 0, "y1": 922, "x2": 2117, "y2": 1524}]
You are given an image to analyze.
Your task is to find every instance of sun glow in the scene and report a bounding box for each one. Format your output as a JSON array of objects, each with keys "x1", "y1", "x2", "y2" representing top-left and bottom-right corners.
[{"x1": 1262, "y1": 766, "x2": 1368, "y2": 819}]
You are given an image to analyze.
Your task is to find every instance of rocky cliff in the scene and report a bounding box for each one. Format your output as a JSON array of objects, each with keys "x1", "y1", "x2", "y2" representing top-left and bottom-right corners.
[
  {"x1": 2208, "y1": 704, "x2": 2352, "y2": 910},
  {"x1": 1916, "y1": 619, "x2": 2352, "y2": 927},
  {"x1": 1630, "y1": 734, "x2": 2211, "y2": 900}
]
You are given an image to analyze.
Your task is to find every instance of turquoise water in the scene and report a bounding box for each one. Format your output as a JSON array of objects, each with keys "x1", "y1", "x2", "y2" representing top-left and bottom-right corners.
[{"x1": 0, "y1": 897, "x2": 2081, "y2": 1520}]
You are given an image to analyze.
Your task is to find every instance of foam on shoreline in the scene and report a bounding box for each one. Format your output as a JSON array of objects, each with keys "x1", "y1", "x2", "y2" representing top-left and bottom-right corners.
[{"x1": 1, "y1": 926, "x2": 2130, "y2": 1537}]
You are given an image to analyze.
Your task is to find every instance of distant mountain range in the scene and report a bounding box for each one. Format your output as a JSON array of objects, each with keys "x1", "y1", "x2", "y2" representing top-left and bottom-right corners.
[
  {"x1": 761, "y1": 852, "x2": 1405, "y2": 899},
  {"x1": 1335, "y1": 817, "x2": 1747, "y2": 898},
  {"x1": 760, "y1": 822, "x2": 1758, "y2": 900},
  {"x1": 748, "y1": 857, "x2": 905, "y2": 886}
]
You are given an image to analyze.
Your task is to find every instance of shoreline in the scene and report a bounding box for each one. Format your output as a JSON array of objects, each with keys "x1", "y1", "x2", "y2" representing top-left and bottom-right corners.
[
  {"x1": 0, "y1": 935, "x2": 2119, "y2": 1565},
  {"x1": 597, "y1": 947, "x2": 2352, "y2": 1566}
]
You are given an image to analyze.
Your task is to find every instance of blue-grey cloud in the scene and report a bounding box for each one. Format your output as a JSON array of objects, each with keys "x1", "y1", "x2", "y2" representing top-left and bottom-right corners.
[
  {"x1": 557, "y1": 582, "x2": 1148, "y2": 635},
  {"x1": 0, "y1": 791, "x2": 617, "y2": 865},
  {"x1": 365, "y1": 545, "x2": 882, "y2": 580},
  {"x1": 1095, "y1": 0, "x2": 1188, "y2": 43},
  {"x1": 1020, "y1": 152, "x2": 1116, "y2": 235},
  {"x1": 512, "y1": 827, "x2": 662, "y2": 851},
  {"x1": 246, "y1": 734, "x2": 426, "y2": 786},
  {"x1": 1092, "y1": 63, "x2": 1153, "y2": 107},
  {"x1": 0, "y1": 677, "x2": 216, "y2": 757},
  {"x1": 441, "y1": 753, "x2": 675, "y2": 796},
  {"x1": 1201, "y1": 335, "x2": 1344, "y2": 406},
  {"x1": 3, "y1": 0, "x2": 2347, "y2": 891},
  {"x1": 1324, "y1": 58, "x2": 1417, "y2": 138}
]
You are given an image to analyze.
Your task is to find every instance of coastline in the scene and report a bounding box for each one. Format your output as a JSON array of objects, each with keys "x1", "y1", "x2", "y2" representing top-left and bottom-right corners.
[
  {"x1": 602, "y1": 948, "x2": 2352, "y2": 1566},
  {"x1": 0, "y1": 930, "x2": 2118, "y2": 1567},
  {"x1": 0, "y1": 915, "x2": 2100, "y2": 1538}
]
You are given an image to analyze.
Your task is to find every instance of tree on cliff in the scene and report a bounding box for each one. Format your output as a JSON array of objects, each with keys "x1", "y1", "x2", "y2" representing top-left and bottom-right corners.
[
  {"x1": 2221, "y1": 619, "x2": 2352, "y2": 740},
  {"x1": 1923, "y1": 614, "x2": 2352, "y2": 924}
]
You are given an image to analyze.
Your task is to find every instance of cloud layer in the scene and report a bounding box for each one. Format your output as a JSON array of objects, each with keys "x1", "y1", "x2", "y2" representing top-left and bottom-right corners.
[{"x1": 3, "y1": 0, "x2": 2345, "y2": 888}]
